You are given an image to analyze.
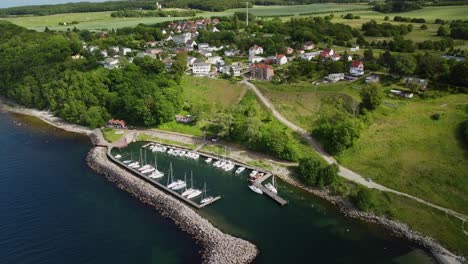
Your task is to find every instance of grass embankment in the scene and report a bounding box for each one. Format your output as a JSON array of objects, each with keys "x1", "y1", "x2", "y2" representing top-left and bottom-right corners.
[
  {"x1": 136, "y1": 133, "x2": 197, "y2": 149},
  {"x1": 157, "y1": 76, "x2": 246, "y2": 137},
  {"x1": 254, "y1": 81, "x2": 361, "y2": 131},
  {"x1": 338, "y1": 94, "x2": 468, "y2": 215},
  {"x1": 101, "y1": 127, "x2": 124, "y2": 143}
]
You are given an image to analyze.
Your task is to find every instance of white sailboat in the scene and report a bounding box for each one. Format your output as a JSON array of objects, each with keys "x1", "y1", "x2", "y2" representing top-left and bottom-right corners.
[
  {"x1": 205, "y1": 157, "x2": 212, "y2": 163},
  {"x1": 249, "y1": 185, "x2": 263, "y2": 194},
  {"x1": 149, "y1": 155, "x2": 164, "y2": 179},
  {"x1": 200, "y1": 183, "x2": 214, "y2": 204},
  {"x1": 181, "y1": 172, "x2": 195, "y2": 197},
  {"x1": 264, "y1": 175, "x2": 278, "y2": 194},
  {"x1": 235, "y1": 167, "x2": 245, "y2": 174},
  {"x1": 170, "y1": 169, "x2": 187, "y2": 191},
  {"x1": 115, "y1": 154, "x2": 122, "y2": 159},
  {"x1": 249, "y1": 170, "x2": 258, "y2": 177}
]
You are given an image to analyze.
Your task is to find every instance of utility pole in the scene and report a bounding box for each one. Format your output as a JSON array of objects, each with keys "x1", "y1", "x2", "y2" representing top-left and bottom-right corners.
[{"x1": 246, "y1": 2, "x2": 249, "y2": 27}]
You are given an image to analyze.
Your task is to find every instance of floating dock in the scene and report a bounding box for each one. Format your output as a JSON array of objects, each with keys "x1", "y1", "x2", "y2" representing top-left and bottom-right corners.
[
  {"x1": 107, "y1": 147, "x2": 221, "y2": 209},
  {"x1": 253, "y1": 173, "x2": 288, "y2": 206}
]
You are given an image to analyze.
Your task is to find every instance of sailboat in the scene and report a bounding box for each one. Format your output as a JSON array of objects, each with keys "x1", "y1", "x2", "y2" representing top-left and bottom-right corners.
[
  {"x1": 264, "y1": 175, "x2": 278, "y2": 194},
  {"x1": 248, "y1": 185, "x2": 263, "y2": 194},
  {"x1": 200, "y1": 182, "x2": 214, "y2": 204},
  {"x1": 167, "y1": 163, "x2": 178, "y2": 189},
  {"x1": 182, "y1": 172, "x2": 196, "y2": 197},
  {"x1": 235, "y1": 167, "x2": 245, "y2": 174},
  {"x1": 171, "y1": 173, "x2": 187, "y2": 191},
  {"x1": 149, "y1": 155, "x2": 164, "y2": 179},
  {"x1": 205, "y1": 157, "x2": 212, "y2": 163}
]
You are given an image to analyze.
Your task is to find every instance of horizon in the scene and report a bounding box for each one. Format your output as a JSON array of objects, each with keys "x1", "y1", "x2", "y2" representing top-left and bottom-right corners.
[{"x1": 0, "y1": 0, "x2": 108, "y2": 9}]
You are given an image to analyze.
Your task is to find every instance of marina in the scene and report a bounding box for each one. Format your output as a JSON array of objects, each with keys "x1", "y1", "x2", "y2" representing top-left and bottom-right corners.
[{"x1": 111, "y1": 141, "x2": 289, "y2": 208}]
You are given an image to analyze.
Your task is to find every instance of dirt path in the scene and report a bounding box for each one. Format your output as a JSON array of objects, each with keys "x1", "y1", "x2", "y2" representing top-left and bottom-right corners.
[{"x1": 241, "y1": 80, "x2": 468, "y2": 223}]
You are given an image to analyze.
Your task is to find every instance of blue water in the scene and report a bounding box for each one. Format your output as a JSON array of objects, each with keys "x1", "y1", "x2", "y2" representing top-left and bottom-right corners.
[
  {"x1": 0, "y1": 0, "x2": 108, "y2": 9},
  {"x1": 0, "y1": 113, "x2": 201, "y2": 264}
]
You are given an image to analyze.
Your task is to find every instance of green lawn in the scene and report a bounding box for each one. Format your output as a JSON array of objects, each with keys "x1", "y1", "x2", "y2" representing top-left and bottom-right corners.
[
  {"x1": 136, "y1": 133, "x2": 197, "y2": 149},
  {"x1": 254, "y1": 81, "x2": 361, "y2": 131},
  {"x1": 101, "y1": 127, "x2": 124, "y2": 143},
  {"x1": 338, "y1": 94, "x2": 468, "y2": 215}
]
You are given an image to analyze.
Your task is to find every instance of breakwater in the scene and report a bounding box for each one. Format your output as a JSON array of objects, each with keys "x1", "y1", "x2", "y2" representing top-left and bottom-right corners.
[{"x1": 86, "y1": 130, "x2": 258, "y2": 264}]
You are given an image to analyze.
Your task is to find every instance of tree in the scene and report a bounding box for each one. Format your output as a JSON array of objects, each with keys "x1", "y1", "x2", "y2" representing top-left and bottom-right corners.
[
  {"x1": 450, "y1": 60, "x2": 468, "y2": 87},
  {"x1": 297, "y1": 156, "x2": 338, "y2": 187},
  {"x1": 352, "y1": 188, "x2": 376, "y2": 212},
  {"x1": 363, "y1": 49, "x2": 374, "y2": 61},
  {"x1": 390, "y1": 54, "x2": 417, "y2": 76},
  {"x1": 360, "y1": 83, "x2": 382, "y2": 111},
  {"x1": 437, "y1": 26, "x2": 448, "y2": 36},
  {"x1": 420, "y1": 24, "x2": 427, "y2": 30}
]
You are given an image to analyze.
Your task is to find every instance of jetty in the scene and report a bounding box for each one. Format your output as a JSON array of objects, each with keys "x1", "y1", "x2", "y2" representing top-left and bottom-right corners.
[
  {"x1": 253, "y1": 173, "x2": 288, "y2": 206},
  {"x1": 107, "y1": 146, "x2": 221, "y2": 209}
]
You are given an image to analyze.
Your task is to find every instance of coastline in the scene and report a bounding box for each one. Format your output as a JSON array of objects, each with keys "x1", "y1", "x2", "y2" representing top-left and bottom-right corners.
[{"x1": 0, "y1": 100, "x2": 465, "y2": 264}]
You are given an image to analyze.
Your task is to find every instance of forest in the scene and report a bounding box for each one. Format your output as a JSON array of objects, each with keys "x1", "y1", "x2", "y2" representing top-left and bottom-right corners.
[{"x1": 0, "y1": 21, "x2": 185, "y2": 128}]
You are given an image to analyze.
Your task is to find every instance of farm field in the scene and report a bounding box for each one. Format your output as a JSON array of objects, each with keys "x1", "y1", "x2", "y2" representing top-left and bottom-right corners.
[{"x1": 338, "y1": 94, "x2": 468, "y2": 215}]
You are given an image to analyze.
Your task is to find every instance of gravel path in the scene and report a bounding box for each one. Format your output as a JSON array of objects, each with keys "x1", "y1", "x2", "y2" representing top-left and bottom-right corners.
[{"x1": 242, "y1": 80, "x2": 468, "y2": 222}]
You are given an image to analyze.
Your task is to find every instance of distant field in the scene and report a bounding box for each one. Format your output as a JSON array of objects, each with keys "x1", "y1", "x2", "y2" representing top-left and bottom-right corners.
[
  {"x1": 254, "y1": 81, "x2": 360, "y2": 131},
  {"x1": 0, "y1": 3, "x2": 370, "y2": 31},
  {"x1": 338, "y1": 94, "x2": 468, "y2": 215}
]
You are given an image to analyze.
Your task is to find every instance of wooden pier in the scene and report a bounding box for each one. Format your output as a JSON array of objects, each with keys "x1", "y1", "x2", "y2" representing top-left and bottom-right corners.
[
  {"x1": 253, "y1": 173, "x2": 289, "y2": 206},
  {"x1": 107, "y1": 147, "x2": 221, "y2": 209}
]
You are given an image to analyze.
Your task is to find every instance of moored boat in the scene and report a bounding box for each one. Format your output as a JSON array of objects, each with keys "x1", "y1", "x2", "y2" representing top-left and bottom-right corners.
[{"x1": 249, "y1": 185, "x2": 263, "y2": 194}]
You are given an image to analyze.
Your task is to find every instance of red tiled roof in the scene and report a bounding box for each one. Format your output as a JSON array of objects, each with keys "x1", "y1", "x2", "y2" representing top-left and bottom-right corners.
[
  {"x1": 251, "y1": 63, "x2": 272, "y2": 69},
  {"x1": 351, "y1": 60, "x2": 363, "y2": 67}
]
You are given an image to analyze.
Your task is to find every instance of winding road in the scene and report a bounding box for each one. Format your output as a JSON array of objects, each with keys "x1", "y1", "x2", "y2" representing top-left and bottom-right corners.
[{"x1": 242, "y1": 80, "x2": 468, "y2": 223}]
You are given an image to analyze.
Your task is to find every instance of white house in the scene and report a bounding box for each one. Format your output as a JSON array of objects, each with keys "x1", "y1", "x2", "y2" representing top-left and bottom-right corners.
[
  {"x1": 207, "y1": 56, "x2": 223, "y2": 65},
  {"x1": 250, "y1": 56, "x2": 265, "y2": 63},
  {"x1": 173, "y1": 34, "x2": 191, "y2": 45},
  {"x1": 162, "y1": 29, "x2": 167, "y2": 35},
  {"x1": 186, "y1": 56, "x2": 197, "y2": 66},
  {"x1": 331, "y1": 54, "x2": 341, "y2": 61},
  {"x1": 198, "y1": 43, "x2": 209, "y2": 50},
  {"x1": 192, "y1": 63, "x2": 211, "y2": 75},
  {"x1": 350, "y1": 61, "x2": 364, "y2": 76},
  {"x1": 164, "y1": 35, "x2": 173, "y2": 42},
  {"x1": 327, "y1": 73, "x2": 345, "y2": 83},
  {"x1": 221, "y1": 65, "x2": 241, "y2": 77},
  {"x1": 350, "y1": 45, "x2": 360, "y2": 52},
  {"x1": 103, "y1": 58, "x2": 119, "y2": 70},
  {"x1": 122, "y1": 48, "x2": 132, "y2": 55},
  {"x1": 110, "y1": 46, "x2": 120, "y2": 53},
  {"x1": 303, "y1": 41, "x2": 315, "y2": 50},
  {"x1": 277, "y1": 54, "x2": 288, "y2": 65},
  {"x1": 249, "y1": 45, "x2": 264, "y2": 57},
  {"x1": 320, "y1": 48, "x2": 335, "y2": 60},
  {"x1": 211, "y1": 26, "x2": 220, "y2": 32},
  {"x1": 301, "y1": 52, "x2": 320, "y2": 61},
  {"x1": 224, "y1": 50, "x2": 240, "y2": 57},
  {"x1": 101, "y1": 50, "x2": 108, "y2": 58},
  {"x1": 186, "y1": 40, "x2": 197, "y2": 48},
  {"x1": 199, "y1": 50, "x2": 212, "y2": 57}
]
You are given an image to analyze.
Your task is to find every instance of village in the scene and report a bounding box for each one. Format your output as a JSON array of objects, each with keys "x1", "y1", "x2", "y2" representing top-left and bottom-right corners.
[{"x1": 78, "y1": 16, "x2": 427, "y2": 99}]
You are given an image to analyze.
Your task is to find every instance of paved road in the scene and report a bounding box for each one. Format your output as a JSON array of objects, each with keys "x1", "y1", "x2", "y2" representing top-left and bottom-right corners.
[{"x1": 242, "y1": 80, "x2": 468, "y2": 222}]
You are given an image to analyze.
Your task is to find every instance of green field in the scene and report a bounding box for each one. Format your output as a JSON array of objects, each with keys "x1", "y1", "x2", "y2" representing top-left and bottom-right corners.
[
  {"x1": 338, "y1": 94, "x2": 468, "y2": 215},
  {"x1": 0, "y1": 3, "x2": 370, "y2": 31},
  {"x1": 254, "y1": 81, "x2": 361, "y2": 131},
  {"x1": 156, "y1": 76, "x2": 246, "y2": 136},
  {"x1": 101, "y1": 127, "x2": 124, "y2": 142}
]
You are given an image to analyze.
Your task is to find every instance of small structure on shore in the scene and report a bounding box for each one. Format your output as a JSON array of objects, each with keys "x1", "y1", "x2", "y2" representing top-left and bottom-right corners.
[
  {"x1": 175, "y1": 115, "x2": 195, "y2": 123},
  {"x1": 106, "y1": 119, "x2": 127, "y2": 129}
]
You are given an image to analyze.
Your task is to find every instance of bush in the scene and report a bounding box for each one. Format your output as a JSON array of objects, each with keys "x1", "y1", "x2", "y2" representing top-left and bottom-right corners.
[
  {"x1": 352, "y1": 187, "x2": 376, "y2": 212},
  {"x1": 297, "y1": 156, "x2": 339, "y2": 188},
  {"x1": 431, "y1": 113, "x2": 441, "y2": 120}
]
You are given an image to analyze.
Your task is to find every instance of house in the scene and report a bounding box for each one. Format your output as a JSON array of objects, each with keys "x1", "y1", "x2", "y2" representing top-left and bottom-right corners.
[
  {"x1": 110, "y1": 46, "x2": 120, "y2": 53},
  {"x1": 192, "y1": 63, "x2": 211, "y2": 75},
  {"x1": 249, "y1": 45, "x2": 264, "y2": 57},
  {"x1": 198, "y1": 43, "x2": 209, "y2": 50},
  {"x1": 405, "y1": 77, "x2": 428, "y2": 91},
  {"x1": 103, "y1": 58, "x2": 119, "y2": 70},
  {"x1": 106, "y1": 119, "x2": 126, "y2": 129},
  {"x1": 101, "y1": 50, "x2": 108, "y2": 58},
  {"x1": 250, "y1": 63, "x2": 274, "y2": 80},
  {"x1": 320, "y1": 48, "x2": 335, "y2": 60},
  {"x1": 284, "y1": 47, "x2": 294, "y2": 55},
  {"x1": 350, "y1": 45, "x2": 360, "y2": 52},
  {"x1": 173, "y1": 34, "x2": 191, "y2": 45},
  {"x1": 327, "y1": 73, "x2": 345, "y2": 83},
  {"x1": 186, "y1": 56, "x2": 197, "y2": 66},
  {"x1": 199, "y1": 50, "x2": 212, "y2": 57},
  {"x1": 221, "y1": 65, "x2": 241, "y2": 77},
  {"x1": 186, "y1": 39, "x2": 197, "y2": 49},
  {"x1": 331, "y1": 54, "x2": 341, "y2": 61},
  {"x1": 211, "y1": 26, "x2": 220, "y2": 33},
  {"x1": 301, "y1": 52, "x2": 320, "y2": 61},
  {"x1": 147, "y1": 41, "x2": 157, "y2": 47},
  {"x1": 122, "y1": 48, "x2": 132, "y2": 55},
  {"x1": 365, "y1": 75, "x2": 380, "y2": 84},
  {"x1": 303, "y1": 41, "x2": 315, "y2": 50},
  {"x1": 391, "y1": 89, "x2": 413, "y2": 99},
  {"x1": 146, "y1": 48, "x2": 163, "y2": 55},
  {"x1": 277, "y1": 54, "x2": 288, "y2": 65},
  {"x1": 350, "y1": 61, "x2": 364, "y2": 76},
  {"x1": 297, "y1": 49, "x2": 305, "y2": 54},
  {"x1": 207, "y1": 56, "x2": 223, "y2": 65},
  {"x1": 164, "y1": 35, "x2": 173, "y2": 42},
  {"x1": 224, "y1": 50, "x2": 240, "y2": 57},
  {"x1": 250, "y1": 56, "x2": 265, "y2": 64},
  {"x1": 175, "y1": 115, "x2": 195, "y2": 123}
]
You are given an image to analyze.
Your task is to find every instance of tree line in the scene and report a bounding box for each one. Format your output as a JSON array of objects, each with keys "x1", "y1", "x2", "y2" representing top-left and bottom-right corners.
[{"x1": 110, "y1": 9, "x2": 198, "y2": 18}]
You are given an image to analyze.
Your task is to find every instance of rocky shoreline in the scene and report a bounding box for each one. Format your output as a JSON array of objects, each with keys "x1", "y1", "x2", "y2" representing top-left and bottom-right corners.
[
  {"x1": 274, "y1": 171, "x2": 466, "y2": 264},
  {"x1": 86, "y1": 138, "x2": 258, "y2": 263}
]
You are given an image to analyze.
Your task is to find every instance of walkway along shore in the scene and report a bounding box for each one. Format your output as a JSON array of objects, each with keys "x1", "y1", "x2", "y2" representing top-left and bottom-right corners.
[{"x1": 1, "y1": 99, "x2": 465, "y2": 264}]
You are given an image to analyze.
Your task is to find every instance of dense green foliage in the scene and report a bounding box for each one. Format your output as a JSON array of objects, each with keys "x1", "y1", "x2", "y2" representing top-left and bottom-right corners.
[
  {"x1": 359, "y1": 84, "x2": 382, "y2": 111},
  {"x1": 373, "y1": 0, "x2": 422, "y2": 13},
  {"x1": 0, "y1": 21, "x2": 182, "y2": 128},
  {"x1": 362, "y1": 20, "x2": 412, "y2": 37},
  {"x1": 449, "y1": 20, "x2": 468, "y2": 40},
  {"x1": 297, "y1": 156, "x2": 339, "y2": 187},
  {"x1": 0, "y1": 1, "x2": 156, "y2": 17},
  {"x1": 351, "y1": 187, "x2": 377, "y2": 211},
  {"x1": 208, "y1": 92, "x2": 302, "y2": 161}
]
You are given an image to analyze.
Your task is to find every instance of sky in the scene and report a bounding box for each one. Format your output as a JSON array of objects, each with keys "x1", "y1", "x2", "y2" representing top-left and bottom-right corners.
[{"x1": 0, "y1": 0, "x2": 109, "y2": 8}]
